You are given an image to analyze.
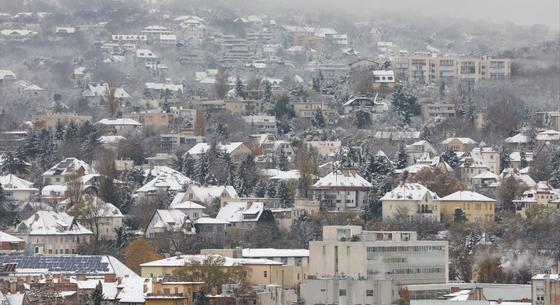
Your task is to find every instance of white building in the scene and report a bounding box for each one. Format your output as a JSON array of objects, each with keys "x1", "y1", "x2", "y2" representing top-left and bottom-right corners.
[
  {"x1": 311, "y1": 170, "x2": 372, "y2": 211},
  {"x1": 381, "y1": 183, "x2": 440, "y2": 222},
  {"x1": 243, "y1": 115, "x2": 277, "y2": 134},
  {"x1": 0, "y1": 174, "x2": 38, "y2": 201},
  {"x1": 14, "y1": 210, "x2": 93, "y2": 255}
]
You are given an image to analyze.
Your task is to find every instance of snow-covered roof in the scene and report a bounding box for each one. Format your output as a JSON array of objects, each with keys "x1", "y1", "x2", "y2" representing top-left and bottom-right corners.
[
  {"x1": 187, "y1": 142, "x2": 246, "y2": 156},
  {"x1": 169, "y1": 198, "x2": 206, "y2": 210},
  {"x1": 17, "y1": 211, "x2": 93, "y2": 236},
  {"x1": 380, "y1": 183, "x2": 439, "y2": 201},
  {"x1": 439, "y1": 191, "x2": 496, "y2": 202},
  {"x1": 40, "y1": 184, "x2": 67, "y2": 197},
  {"x1": 194, "y1": 217, "x2": 229, "y2": 225},
  {"x1": 242, "y1": 248, "x2": 309, "y2": 258},
  {"x1": 117, "y1": 277, "x2": 151, "y2": 303},
  {"x1": 140, "y1": 254, "x2": 281, "y2": 268},
  {"x1": 394, "y1": 163, "x2": 430, "y2": 175},
  {"x1": 145, "y1": 82, "x2": 183, "y2": 92},
  {"x1": 188, "y1": 185, "x2": 238, "y2": 203},
  {"x1": 0, "y1": 174, "x2": 37, "y2": 192},
  {"x1": 136, "y1": 172, "x2": 194, "y2": 194},
  {"x1": 0, "y1": 231, "x2": 24, "y2": 242},
  {"x1": 261, "y1": 169, "x2": 301, "y2": 180},
  {"x1": 504, "y1": 133, "x2": 529, "y2": 144},
  {"x1": 536, "y1": 130, "x2": 560, "y2": 141},
  {"x1": 313, "y1": 170, "x2": 372, "y2": 189},
  {"x1": 86, "y1": 83, "x2": 130, "y2": 98},
  {"x1": 97, "y1": 118, "x2": 142, "y2": 126},
  {"x1": 509, "y1": 152, "x2": 533, "y2": 162},
  {"x1": 144, "y1": 166, "x2": 182, "y2": 177},
  {"x1": 136, "y1": 48, "x2": 158, "y2": 59},
  {"x1": 216, "y1": 202, "x2": 264, "y2": 223},
  {"x1": 472, "y1": 171, "x2": 499, "y2": 180},
  {"x1": 150, "y1": 209, "x2": 193, "y2": 232},
  {"x1": 441, "y1": 137, "x2": 477, "y2": 145},
  {"x1": 0, "y1": 69, "x2": 16, "y2": 80},
  {"x1": 42, "y1": 158, "x2": 93, "y2": 177},
  {"x1": 98, "y1": 135, "x2": 126, "y2": 144}
]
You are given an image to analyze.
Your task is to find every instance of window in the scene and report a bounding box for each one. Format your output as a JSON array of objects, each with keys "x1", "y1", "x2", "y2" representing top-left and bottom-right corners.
[
  {"x1": 263, "y1": 271, "x2": 267, "y2": 278},
  {"x1": 366, "y1": 289, "x2": 374, "y2": 296},
  {"x1": 339, "y1": 289, "x2": 347, "y2": 296}
]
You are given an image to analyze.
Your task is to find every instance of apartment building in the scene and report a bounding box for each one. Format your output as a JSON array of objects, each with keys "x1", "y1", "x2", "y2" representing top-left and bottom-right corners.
[
  {"x1": 308, "y1": 226, "x2": 449, "y2": 285},
  {"x1": 439, "y1": 191, "x2": 496, "y2": 224},
  {"x1": 381, "y1": 183, "x2": 441, "y2": 222},
  {"x1": 393, "y1": 55, "x2": 511, "y2": 85},
  {"x1": 420, "y1": 102, "x2": 456, "y2": 121},
  {"x1": 243, "y1": 115, "x2": 277, "y2": 134},
  {"x1": 532, "y1": 274, "x2": 560, "y2": 305},
  {"x1": 311, "y1": 170, "x2": 372, "y2": 211},
  {"x1": 293, "y1": 101, "x2": 338, "y2": 124}
]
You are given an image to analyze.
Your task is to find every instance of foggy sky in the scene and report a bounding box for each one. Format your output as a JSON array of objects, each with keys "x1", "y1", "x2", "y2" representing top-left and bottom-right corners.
[{"x1": 246, "y1": 0, "x2": 559, "y2": 31}]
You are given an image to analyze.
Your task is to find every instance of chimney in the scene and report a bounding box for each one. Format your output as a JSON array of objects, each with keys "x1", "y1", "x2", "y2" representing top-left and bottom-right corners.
[
  {"x1": 104, "y1": 273, "x2": 117, "y2": 283},
  {"x1": 9, "y1": 280, "x2": 16, "y2": 294}
]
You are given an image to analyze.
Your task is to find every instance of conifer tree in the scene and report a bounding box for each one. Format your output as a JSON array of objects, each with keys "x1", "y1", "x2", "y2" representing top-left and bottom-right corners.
[{"x1": 90, "y1": 281, "x2": 104, "y2": 305}]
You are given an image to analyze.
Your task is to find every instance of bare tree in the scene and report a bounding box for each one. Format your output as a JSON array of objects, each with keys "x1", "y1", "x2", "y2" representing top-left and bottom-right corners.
[{"x1": 106, "y1": 83, "x2": 118, "y2": 118}]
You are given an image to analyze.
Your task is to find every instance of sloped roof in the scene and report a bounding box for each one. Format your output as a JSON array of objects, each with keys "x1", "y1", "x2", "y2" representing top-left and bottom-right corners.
[
  {"x1": 380, "y1": 183, "x2": 439, "y2": 201},
  {"x1": 439, "y1": 191, "x2": 496, "y2": 202},
  {"x1": 216, "y1": 202, "x2": 263, "y2": 223},
  {"x1": 0, "y1": 174, "x2": 37, "y2": 191},
  {"x1": 504, "y1": 133, "x2": 529, "y2": 144},
  {"x1": 187, "y1": 142, "x2": 246, "y2": 156},
  {"x1": 97, "y1": 118, "x2": 142, "y2": 126},
  {"x1": 0, "y1": 230, "x2": 24, "y2": 242},
  {"x1": 242, "y1": 248, "x2": 309, "y2": 258},
  {"x1": 136, "y1": 172, "x2": 194, "y2": 193},
  {"x1": 441, "y1": 137, "x2": 477, "y2": 145},
  {"x1": 313, "y1": 170, "x2": 372, "y2": 189},
  {"x1": 42, "y1": 158, "x2": 93, "y2": 177},
  {"x1": 188, "y1": 185, "x2": 238, "y2": 203},
  {"x1": 169, "y1": 198, "x2": 206, "y2": 210},
  {"x1": 18, "y1": 210, "x2": 93, "y2": 235},
  {"x1": 140, "y1": 254, "x2": 281, "y2": 267}
]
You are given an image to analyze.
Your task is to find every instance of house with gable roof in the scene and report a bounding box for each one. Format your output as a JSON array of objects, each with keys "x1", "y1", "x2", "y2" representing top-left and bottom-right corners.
[
  {"x1": 311, "y1": 169, "x2": 372, "y2": 211},
  {"x1": 0, "y1": 174, "x2": 38, "y2": 201},
  {"x1": 42, "y1": 158, "x2": 94, "y2": 186},
  {"x1": 439, "y1": 191, "x2": 496, "y2": 224},
  {"x1": 14, "y1": 210, "x2": 93, "y2": 255},
  {"x1": 381, "y1": 183, "x2": 440, "y2": 222},
  {"x1": 145, "y1": 209, "x2": 194, "y2": 239}
]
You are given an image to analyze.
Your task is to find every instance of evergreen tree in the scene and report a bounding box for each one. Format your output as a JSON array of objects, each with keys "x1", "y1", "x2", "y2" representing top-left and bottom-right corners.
[
  {"x1": 355, "y1": 110, "x2": 372, "y2": 129},
  {"x1": 64, "y1": 121, "x2": 79, "y2": 141},
  {"x1": 90, "y1": 281, "x2": 104, "y2": 305},
  {"x1": 182, "y1": 153, "x2": 196, "y2": 178},
  {"x1": 395, "y1": 145, "x2": 408, "y2": 169},
  {"x1": 500, "y1": 148, "x2": 511, "y2": 172},
  {"x1": 263, "y1": 80, "x2": 272, "y2": 103},
  {"x1": 78, "y1": 120, "x2": 97, "y2": 139},
  {"x1": 196, "y1": 152, "x2": 211, "y2": 184},
  {"x1": 441, "y1": 149, "x2": 460, "y2": 169},
  {"x1": 222, "y1": 153, "x2": 236, "y2": 185},
  {"x1": 54, "y1": 121, "x2": 65, "y2": 141},
  {"x1": 235, "y1": 76, "x2": 246, "y2": 99},
  {"x1": 214, "y1": 122, "x2": 227, "y2": 141},
  {"x1": 311, "y1": 109, "x2": 326, "y2": 128},
  {"x1": 161, "y1": 89, "x2": 172, "y2": 113},
  {"x1": 549, "y1": 150, "x2": 560, "y2": 188},
  {"x1": 255, "y1": 180, "x2": 267, "y2": 197},
  {"x1": 277, "y1": 150, "x2": 289, "y2": 171},
  {"x1": 266, "y1": 181, "x2": 277, "y2": 198},
  {"x1": 0, "y1": 151, "x2": 29, "y2": 175},
  {"x1": 454, "y1": 208, "x2": 468, "y2": 223},
  {"x1": 81, "y1": 132, "x2": 99, "y2": 163},
  {"x1": 0, "y1": 183, "x2": 5, "y2": 203},
  {"x1": 114, "y1": 226, "x2": 128, "y2": 249},
  {"x1": 277, "y1": 182, "x2": 294, "y2": 208},
  {"x1": 36, "y1": 129, "x2": 57, "y2": 170},
  {"x1": 235, "y1": 155, "x2": 257, "y2": 196},
  {"x1": 520, "y1": 151, "x2": 528, "y2": 168},
  {"x1": 118, "y1": 187, "x2": 134, "y2": 214},
  {"x1": 391, "y1": 87, "x2": 419, "y2": 125}
]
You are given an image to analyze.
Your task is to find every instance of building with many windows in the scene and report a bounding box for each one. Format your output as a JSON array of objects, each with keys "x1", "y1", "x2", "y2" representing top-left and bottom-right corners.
[{"x1": 308, "y1": 226, "x2": 449, "y2": 285}]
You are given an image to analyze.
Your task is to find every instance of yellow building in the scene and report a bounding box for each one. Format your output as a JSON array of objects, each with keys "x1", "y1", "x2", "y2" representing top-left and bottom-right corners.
[
  {"x1": 145, "y1": 280, "x2": 204, "y2": 305},
  {"x1": 123, "y1": 111, "x2": 175, "y2": 131},
  {"x1": 439, "y1": 191, "x2": 496, "y2": 224},
  {"x1": 140, "y1": 255, "x2": 285, "y2": 287},
  {"x1": 440, "y1": 137, "x2": 478, "y2": 152},
  {"x1": 32, "y1": 113, "x2": 93, "y2": 129}
]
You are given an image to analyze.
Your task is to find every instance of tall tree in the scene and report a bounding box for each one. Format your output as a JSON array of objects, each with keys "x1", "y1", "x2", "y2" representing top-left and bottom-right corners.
[
  {"x1": 106, "y1": 84, "x2": 119, "y2": 118},
  {"x1": 277, "y1": 150, "x2": 289, "y2": 171},
  {"x1": 277, "y1": 181, "x2": 295, "y2": 208},
  {"x1": 194, "y1": 111, "x2": 207, "y2": 137},
  {"x1": 355, "y1": 110, "x2": 372, "y2": 129},
  {"x1": 196, "y1": 152, "x2": 210, "y2": 184},
  {"x1": 296, "y1": 146, "x2": 314, "y2": 198},
  {"x1": 173, "y1": 256, "x2": 246, "y2": 294},
  {"x1": 0, "y1": 151, "x2": 29, "y2": 175},
  {"x1": 395, "y1": 145, "x2": 408, "y2": 169},
  {"x1": 214, "y1": 68, "x2": 229, "y2": 99},
  {"x1": 235, "y1": 76, "x2": 246, "y2": 99},
  {"x1": 549, "y1": 150, "x2": 560, "y2": 188},
  {"x1": 90, "y1": 281, "x2": 104, "y2": 305},
  {"x1": 123, "y1": 238, "x2": 162, "y2": 274},
  {"x1": 263, "y1": 80, "x2": 272, "y2": 103},
  {"x1": 98, "y1": 150, "x2": 119, "y2": 206},
  {"x1": 311, "y1": 109, "x2": 326, "y2": 128},
  {"x1": 64, "y1": 121, "x2": 79, "y2": 141},
  {"x1": 182, "y1": 153, "x2": 196, "y2": 178},
  {"x1": 391, "y1": 87, "x2": 419, "y2": 125}
]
